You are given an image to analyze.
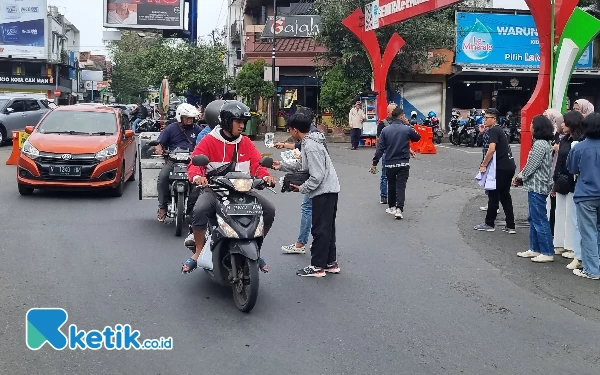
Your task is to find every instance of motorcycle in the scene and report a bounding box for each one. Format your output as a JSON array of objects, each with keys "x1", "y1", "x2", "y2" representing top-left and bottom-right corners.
[
  {"x1": 506, "y1": 111, "x2": 521, "y2": 143},
  {"x1": 455, "y1": 113, "x2": 477, "y2": 147},
  {"x1": 447, "y1": 109, "x2": 461, "y2": 146},
  {"x1": 135, "y1": 118, "x2": 161, "y2": 133},
  {"x1": 423, "y1": 111, "x2": 443, "y2": 144},
  {"x1": 189, "y1": 154, "x2": 275, "y2": 313},
  {"x1": 147, "y1": 140, "x2": 192, "y2": 236}
]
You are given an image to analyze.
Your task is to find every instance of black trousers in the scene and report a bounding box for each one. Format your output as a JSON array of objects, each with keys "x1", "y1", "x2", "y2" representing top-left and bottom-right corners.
[
  {"x1": 311, "y1": 193, "x2": 338, "y2": 268},
  {"x1": 350, "y1": 128, "x2": 362, "y2": 149},
  {"x1": 549, "y1": 195, "x2": 556, "y2": 236},
  {"x1": 485, "y1": 168, "x2": 516, "y2": 229},
  {"x1": 386, "y1": 166, "x2": 410, "y2": 211}
]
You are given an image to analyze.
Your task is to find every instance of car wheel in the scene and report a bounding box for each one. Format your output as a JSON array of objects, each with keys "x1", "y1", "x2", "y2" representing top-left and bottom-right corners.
[
  {"x1": 18, "y1": 183, "x2": 34, "y2": 195},
  {"x1": 127, "y1": 154, "x2": 137, "y2": 182},
  {"x1": 0, "y1": 124, "x2": 6, "y2": 145},
  {"x1": 109, "y1": 164, "x2": 125, "y2": 197}
]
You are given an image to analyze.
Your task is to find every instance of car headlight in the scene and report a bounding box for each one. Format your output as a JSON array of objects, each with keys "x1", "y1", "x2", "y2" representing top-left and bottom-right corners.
[
  {"x1": 254, "y1": 215, "x2": 264, "y2": 237},
  {"x1": 217, "y1": 215, "x2": 239, "y2": 238},
  {"x1": 95, "y1": 143, "x2": 118, "y2": 161},
  {"x1": 22, "y1": 139, "x2": 39, "y2": 160},
  {"x1": 230, "y1": 178, "x2": 253, "y2": 192}
]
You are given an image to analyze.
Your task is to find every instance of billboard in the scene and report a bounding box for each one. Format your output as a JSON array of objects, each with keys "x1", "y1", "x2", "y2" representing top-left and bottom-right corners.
[
  {"x1": 456, "y1": 12, "x2": 593, "y2": 68},
  {"x1": 103, "y1": 0, "x2": 184, "y2": 30},
  {"x1": 0, "y1": 0, "x2": 46, "y2": 59}
]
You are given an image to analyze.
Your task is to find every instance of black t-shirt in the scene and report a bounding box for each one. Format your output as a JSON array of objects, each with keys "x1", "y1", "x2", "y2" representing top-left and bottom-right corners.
[{"x1": 487, "y1": 125, "x2": 515, "y2": 171}]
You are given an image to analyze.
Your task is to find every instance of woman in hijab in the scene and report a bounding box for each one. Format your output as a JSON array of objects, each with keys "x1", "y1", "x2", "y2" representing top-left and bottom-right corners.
[
  {"x1": 543, "y1": 108, "x2": 564, "y2": 238},
  {"x1": 573, "y1": 99, "x2": 594, "y2": 118}
]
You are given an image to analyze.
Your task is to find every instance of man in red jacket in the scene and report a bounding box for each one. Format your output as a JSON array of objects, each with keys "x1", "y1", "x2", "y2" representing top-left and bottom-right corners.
[{"x1": 182, "y1": 101, "x2": 277, "y2": 274}]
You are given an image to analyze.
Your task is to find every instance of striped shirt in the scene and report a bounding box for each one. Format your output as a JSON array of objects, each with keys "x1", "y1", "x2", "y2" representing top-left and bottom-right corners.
[{"x1": 518, "y1": 139, "x2": 554, "y2": 195}]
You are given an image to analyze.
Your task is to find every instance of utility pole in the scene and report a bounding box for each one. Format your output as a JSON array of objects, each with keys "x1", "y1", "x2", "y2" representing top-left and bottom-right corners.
[{"x1": 271, "y1": 0, "x2": 277, "y2": 131}]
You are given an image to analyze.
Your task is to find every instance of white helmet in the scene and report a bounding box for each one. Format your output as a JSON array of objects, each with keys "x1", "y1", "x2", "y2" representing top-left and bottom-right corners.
[
  {"x1": 410, "y1": 110, "x2": 417, "y2": 118},
  {"x1": 176, "y1": 103, "x2": 200, "y2": 122}
]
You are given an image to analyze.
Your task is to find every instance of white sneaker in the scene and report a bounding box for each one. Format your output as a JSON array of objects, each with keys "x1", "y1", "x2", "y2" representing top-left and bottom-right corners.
[
  {"x1": 562, "y1": 251, "x2": 575, "y2": 259},
  {"x1": 479, "y1": 205, "x2": 500, "y2": 213},
  {"x1": 395, "y1": 209, "x2": 403, "y2": 220},
  {"x1": 554, "y1": 247, "x2": 566, "y2": 255},
  {"x1": 573, "y1": 269, "x2": 600, "y2": 280},
  {"x1": 531, "y1": 254, "x2": 554, "y2": 263},
  {"x1": 517, "y1": 250, "x2": 540, "y2": 258},
  {"x1": 386, "y1": 207, "x2": 397, "y2": 215},
  {"x1": 566, "y1": 259, "x2": 581, "y2": 270},
  {"x1": 281, "y1": 244, "x2": 306, "y2": 254}
]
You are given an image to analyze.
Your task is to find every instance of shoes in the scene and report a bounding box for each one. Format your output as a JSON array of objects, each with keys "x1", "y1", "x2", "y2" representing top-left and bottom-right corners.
[
  {"x1": 566, "y1": 259, "x2": 581, "y2": 270},
  {"x1": 386, "y1": 207, "x2": 397, "y2": 215},
  {"x1": 562, "y1": 251, "x2": 575, "y2": 259},
  {"x1": 395, "y1": 209, "x2": 403, "y2": 220},
  {"x1": 573, "y1": 269, "x2": 600, "y2": 280},
  {"x1": 324, "y1": 261, "x2": 341, "y2": 274},
  {"x1": 517, "y1": 250, "x2": 540, "y2": 258},
  {"x1": 380, "y1": 196, "x2": 388, "y2": 204},
  {"x1": 531, "y1": 254, "x2": 554, "y2": 263},
  {"x1": 281, "y1": 244, "x2": 306, "y2": 254},
  {"x1": 479, "y1": 206, "x2": 500, "y2": 213},
  {"x1": 474, "y1": 223, "x2": 495, "y2": 232},
  {"x1": 554, "y1": 247, "x2": 566, "y2": 255},
  {"x1": 297, "y1": 265, "x2": 326, "y2": 277},
  {"x1": 502, "y1": 227, "x2": 516, "y2": 234}
]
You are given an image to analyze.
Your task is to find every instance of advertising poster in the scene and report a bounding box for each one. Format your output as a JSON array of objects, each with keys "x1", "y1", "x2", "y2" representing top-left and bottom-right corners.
[
  {"x1": 0, "y1": 0, "x2": 46, "y2": 59},
  {"x1": 104, "y1": 0, "x2": 184, "y2": 30},
  {"x1": 456, "y1": 12, "x2": 593, "y2": 69}
]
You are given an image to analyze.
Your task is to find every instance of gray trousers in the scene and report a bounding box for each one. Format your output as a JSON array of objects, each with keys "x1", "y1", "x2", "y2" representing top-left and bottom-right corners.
[{"x1": 157, "y1": 164, "x2": 174, "y2": 209}]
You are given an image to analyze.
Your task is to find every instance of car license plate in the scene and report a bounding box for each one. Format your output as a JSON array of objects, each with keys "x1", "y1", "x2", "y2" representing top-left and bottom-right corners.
[
  {"x1": 224, "y1": 203, "x2": 262, "y2": 216},
  {"x1": 49, "y1": 165, "x2": 82, "y2": 176}
]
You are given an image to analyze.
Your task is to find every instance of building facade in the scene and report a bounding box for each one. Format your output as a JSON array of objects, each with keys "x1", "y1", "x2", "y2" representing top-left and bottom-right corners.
[{"x1": 0, "y1": 5, "x2": 81, "y2": 104}]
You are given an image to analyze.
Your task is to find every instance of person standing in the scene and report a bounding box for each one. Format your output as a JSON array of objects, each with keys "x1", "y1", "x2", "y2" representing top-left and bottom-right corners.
[
  {"x1": 474, "y1": 108, "x2": 517, "y2": 233},
  {"x1": 567, "y1": 112, "x2": 600, "y2": 279},
  {"x1": 371, "y1": 107, "x2": 420, "y2": 219},
  {"x1": 349, "y1": 101, "x2": 365, "y2": 150},
  {"x1": 515, "y1": 115, "x2": 556, "y2": 263},
  {"x1": 376, "y1": 103, "x2": 398, "y2": 204}
]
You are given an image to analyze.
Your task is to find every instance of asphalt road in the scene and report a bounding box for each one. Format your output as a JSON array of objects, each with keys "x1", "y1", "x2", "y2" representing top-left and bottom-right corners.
[{"x1": 1, "y1": 140, "x2": 599, "y2": 375}]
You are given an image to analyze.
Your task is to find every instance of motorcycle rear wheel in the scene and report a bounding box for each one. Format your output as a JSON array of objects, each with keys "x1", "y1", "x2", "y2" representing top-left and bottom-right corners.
[
  {"x1": 175, "y1": 192, "x2": 185, "y2": 237},
  {"x1": 232, "y1": 257, "x2": 259, "y2": 313}
]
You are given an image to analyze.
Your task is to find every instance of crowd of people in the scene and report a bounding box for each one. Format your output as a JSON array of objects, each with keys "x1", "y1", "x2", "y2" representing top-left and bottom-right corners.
[{"x1": 474, "y1": 99, "x2": 600, "y2": 280}]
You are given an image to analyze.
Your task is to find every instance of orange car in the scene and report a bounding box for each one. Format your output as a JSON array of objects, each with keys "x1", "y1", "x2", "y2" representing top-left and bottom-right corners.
[{"x1": 17, "y1": 105, "x2": 137, "y2": 196}]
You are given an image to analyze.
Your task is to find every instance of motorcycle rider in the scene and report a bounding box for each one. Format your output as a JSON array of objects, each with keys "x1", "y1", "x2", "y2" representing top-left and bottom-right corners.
[
  {"x1": 182, "y1": 101, "x2": 277, "y2": 274},
  {"x1": 131, "y1": 102, "x2": 149, "y2": 133},
  {"x1": 155, "y1": 103, "x2": 202, "y2": 222}
]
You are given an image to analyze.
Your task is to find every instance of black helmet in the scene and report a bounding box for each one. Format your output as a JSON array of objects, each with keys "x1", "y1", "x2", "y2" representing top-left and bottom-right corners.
[
  {"x1": 219, "y1": 100, "x2": 251, "y2": 132},
  {"x1": 204, "y1": 100, "x2": 226, "y2": 129}
]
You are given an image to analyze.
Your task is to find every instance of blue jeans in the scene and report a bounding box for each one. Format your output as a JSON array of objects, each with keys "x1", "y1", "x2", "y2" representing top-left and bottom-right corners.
[
  {"x1": 132, "y1": 118, "x2": 141, "y2": 132},
  {"x1": 298, "y1": 194, "x2": 312, "y2": 245},
  {"x1": 528, "y1": 192, "x2": 554, "y2": 256},
  {"x1": 380, "y1": 153, "x2": 387, "y2": 198},
  {"x1": 575, "y1": 199, "x2": 600, "y2": 277}
]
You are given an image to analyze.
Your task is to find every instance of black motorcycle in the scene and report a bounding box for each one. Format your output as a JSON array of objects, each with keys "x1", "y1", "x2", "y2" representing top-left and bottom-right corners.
[
  {"x1": 448, "y1": 110, "x2": 461, "y2": 145},
  {"x1": 190, "y1": 154, "x2": 275, "y2": 313},
  {"x1": 506, "y1": 112, "x2": 521, "y2": 143},
  {"x1": 147, "y1": 141, "x2": 192, "y2": 236},
  {"x1": 135, "y1": 118, "x2": 161, "y2": 133}
]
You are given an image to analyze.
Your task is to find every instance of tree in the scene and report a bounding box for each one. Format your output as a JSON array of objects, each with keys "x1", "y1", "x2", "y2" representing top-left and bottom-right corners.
[
  {"x1": 318, "y1": 63, "x2": 363, "y2": 127},
  {"x1": 314, "y1": 0, "x2": 457, "y2": 89},
  {"x1": 232, "y1": 59, "x2": 275, "y2": 109}
]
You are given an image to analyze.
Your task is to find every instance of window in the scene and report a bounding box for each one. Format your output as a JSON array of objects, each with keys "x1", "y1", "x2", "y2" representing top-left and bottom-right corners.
[
  {"x1": 26, "y1": 100, "x2": 41, "y2": 111},
  {"x1": 38, "y1": 110, "x2": 118, "y2": 134},
  {"x1": 9, "y1": 100, "x2": 26, "y2": 113},
  {"x1": 40, "y1": 99, "x2": 50, "y2": 109}
]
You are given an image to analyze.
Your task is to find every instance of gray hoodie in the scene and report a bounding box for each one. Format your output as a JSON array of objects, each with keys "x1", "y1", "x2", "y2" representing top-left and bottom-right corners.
[{"x1": 280, "y1": 131, "x2": 340, "y2": 198}]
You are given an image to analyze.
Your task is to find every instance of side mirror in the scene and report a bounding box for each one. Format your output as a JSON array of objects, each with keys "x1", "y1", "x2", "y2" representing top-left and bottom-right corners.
[
  {"x1": 192, "y1": 155, "x2": 210, "y2": 166},
  {"x1": 124, "y1": 130, "x2": 135, "y2": 138},
  {"x1": 259, "y1": 156, "x2": 273, "y2": 168},
  {"x1": 24, "y1": 126, "x2": 34, "y2": 134},
  {"x1": 147, "y1": 140, "x2": 159, "y2": 146},
  {"x1": 6, "y1": 107, "x2": 14, "y2": 114}
]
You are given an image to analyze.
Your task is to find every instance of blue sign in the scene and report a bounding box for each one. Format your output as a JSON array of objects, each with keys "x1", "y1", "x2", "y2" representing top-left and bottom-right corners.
[{"x1": 456, "y1": 12, "x2": 593, "y2": 68}]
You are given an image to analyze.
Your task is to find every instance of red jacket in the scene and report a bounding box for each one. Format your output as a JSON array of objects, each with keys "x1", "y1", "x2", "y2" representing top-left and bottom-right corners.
[{"x1": 187, "y1": 127, "x2": 270, "y2": 182}]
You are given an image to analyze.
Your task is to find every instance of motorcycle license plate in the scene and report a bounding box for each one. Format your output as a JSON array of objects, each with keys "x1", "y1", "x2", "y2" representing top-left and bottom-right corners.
[
  {"x1": 467, "y1": 129, "x2": 475, "y2": 134},
  {"x1": 224, "y1": 203, "x2": 262, "y2": 216}
]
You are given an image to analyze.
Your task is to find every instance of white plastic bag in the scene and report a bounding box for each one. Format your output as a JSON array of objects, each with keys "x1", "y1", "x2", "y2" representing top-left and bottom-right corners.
[{"x1": 197, "y1": 232, "x2": 213, "y2": 270}]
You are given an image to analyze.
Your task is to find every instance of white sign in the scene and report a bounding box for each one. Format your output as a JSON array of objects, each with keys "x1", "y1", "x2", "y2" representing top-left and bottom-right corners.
[
  {"x1": 103, "y1": 0, "x2": 185, "y2": 30},
  {"x1": 0, "y1": 0, "x2": 47, "y2": 59},
  {"x1": 263, "y1": 67, "x2": 279, "y2": 82},
  {"x1": 365, "y1": 0, "x2": 431, "y2": 30},
  {"x1": 81, "y1": 70, "x2": 104, "y2": 82},
  {"x1": 84, "y1": 81, "x2": 97, "y2": 90},
  {"x1": 365, "y1": 1, "x2": 379, "y2": 31}
]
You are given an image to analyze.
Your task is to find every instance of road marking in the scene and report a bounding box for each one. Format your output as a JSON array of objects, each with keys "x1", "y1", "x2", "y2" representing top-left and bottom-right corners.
[{"x1": 436, "y1": 145, "x2": 482, "y2": 154}]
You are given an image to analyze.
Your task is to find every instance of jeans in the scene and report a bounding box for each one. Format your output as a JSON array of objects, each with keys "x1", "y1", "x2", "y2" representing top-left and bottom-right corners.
[
  {"x1": 386, "y1": 165, "x2": 410, "y2": 211},
  {"x1": 485, "y1": 168, "x2": 516, "y2": 229},
  {"x1": 311, "y1": 193, "x2": 338, "y2": 268},
  {"x1": 297, "y1": 194, "x2": 312, "y2": 245},
  {"x1": 380, "y1": 153, "x2": 387, "y2": 198},
  {"x1": 528, "y1": 191, "x2": 554, "y2": 256},
  {"x1": 575, "y1": 199, "x2": 600, "y2": 277},
  {"x1": 157, "y1": 164, "x2": 174, "y2": 209},
  {"x1": 569, "y1": 193, "x2": 582, "y2": 260},
  {"x1": 132, "y1": 118, "x2": 141, "y2": 133},
  {"x1": 350, "y1": 128, "x2": 362, "y2": 149}
]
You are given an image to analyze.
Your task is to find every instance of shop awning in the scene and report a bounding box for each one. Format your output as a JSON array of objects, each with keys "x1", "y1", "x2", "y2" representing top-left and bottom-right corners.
[{"x1": 251, "y1": 38, "x2": 327, "y2": 54}]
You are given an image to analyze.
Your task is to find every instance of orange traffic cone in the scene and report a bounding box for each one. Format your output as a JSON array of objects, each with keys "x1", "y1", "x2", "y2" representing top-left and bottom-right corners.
[{"x1": 5, "y1": 131, "x2": 20, "y2": 165}]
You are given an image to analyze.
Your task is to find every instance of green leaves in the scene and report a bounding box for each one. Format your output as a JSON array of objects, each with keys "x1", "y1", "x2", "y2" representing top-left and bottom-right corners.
[
  {"x1": 232, "y1": 59, "x2": 275, "y2": 110},
  {"x1": 318, "y1": 63, "x2": 363, "y2": 127}
]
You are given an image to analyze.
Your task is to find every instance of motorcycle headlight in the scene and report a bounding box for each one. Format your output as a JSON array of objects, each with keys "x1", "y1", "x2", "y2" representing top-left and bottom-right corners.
[
  {"x1": 95, "y1": 143, "x2": 118, "y2": 161},
  {"x1": 22, "y1": 139, "x2": 39, "y2": 160},
  {"x1": 254, "y1": 215, "x2": 264, "y2": 237},
  {"x1": 217, "y1": 215, "x2": 239, "y2": 238},
  {"x1": 230, "y1": 178, "x2": 253, "y2": 192}
]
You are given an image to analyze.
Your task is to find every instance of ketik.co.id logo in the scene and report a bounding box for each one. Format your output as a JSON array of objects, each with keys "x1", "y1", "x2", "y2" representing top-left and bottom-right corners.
[{"x1": 26, "y1": 308, "x2": 173, "y2": 350}]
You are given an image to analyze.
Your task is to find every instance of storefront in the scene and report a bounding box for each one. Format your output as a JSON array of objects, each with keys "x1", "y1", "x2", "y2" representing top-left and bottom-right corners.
[{"x1": 450, "y1": 9, "x2": 600, "y2": 117}]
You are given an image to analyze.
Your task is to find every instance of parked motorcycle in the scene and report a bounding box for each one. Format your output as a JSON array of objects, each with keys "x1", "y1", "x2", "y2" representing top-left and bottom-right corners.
[
  {"x1": 423, "y1": 111, "x2": 443, "y2": 144},
  {"x1": 506, "y1": 111, "x2": 521, "y2": 143},
  {"x1": 147, "y1": 140, "x2": 192, "y2": 236},
  {"x1": 448, "y1": 109, "x2": 461, "y2": 145},
  {"x1": 189, "y1": 154, "x2": 275, "y2": 313}
]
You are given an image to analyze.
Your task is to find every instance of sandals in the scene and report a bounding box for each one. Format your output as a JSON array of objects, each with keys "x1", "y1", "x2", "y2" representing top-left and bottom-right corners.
[
  {"x1": 181, "y1": 258, "x2": 198, "y2": 274},
  {"x1": 258, "y1": 258, "x2": 269, "y2": 273},
  {"x1": 157, "y1": 208, "x2": 167, "y2": 222}
]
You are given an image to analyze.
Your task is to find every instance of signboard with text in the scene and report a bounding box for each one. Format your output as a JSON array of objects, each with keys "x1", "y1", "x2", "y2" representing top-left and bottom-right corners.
[
  {"x1": 103, "y1": 0, "x2": 184, "y2": 30},
  {"x1": 261, "y1": 15, "x2": 321, "y2": 38},
  {"x1": 0, "y1": 75, "x2": 52, "y2": 85},
  {"x1": 365, "y1": 0, "x2": 460, "y2": 31},
  {"x1": 0, "y1": 0, "x2": 47, "y2": 59},
  {"x1": 456, "y1": 12, "x2": 593, "y2": 68}
]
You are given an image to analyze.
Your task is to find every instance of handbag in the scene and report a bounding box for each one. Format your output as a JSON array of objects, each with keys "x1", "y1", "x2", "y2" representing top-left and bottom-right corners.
[
  {"x1": 554, "y1": 174, "x2": 573, "y2": 195},
  {"x1": 281, "y1": 171, "x2": 310, "y2": 193}
]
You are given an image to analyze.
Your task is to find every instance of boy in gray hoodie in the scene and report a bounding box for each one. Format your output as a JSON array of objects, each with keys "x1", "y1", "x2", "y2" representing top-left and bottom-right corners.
[{"x1": 272, "y1": 113, "x2": 341, "y2": 277}]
